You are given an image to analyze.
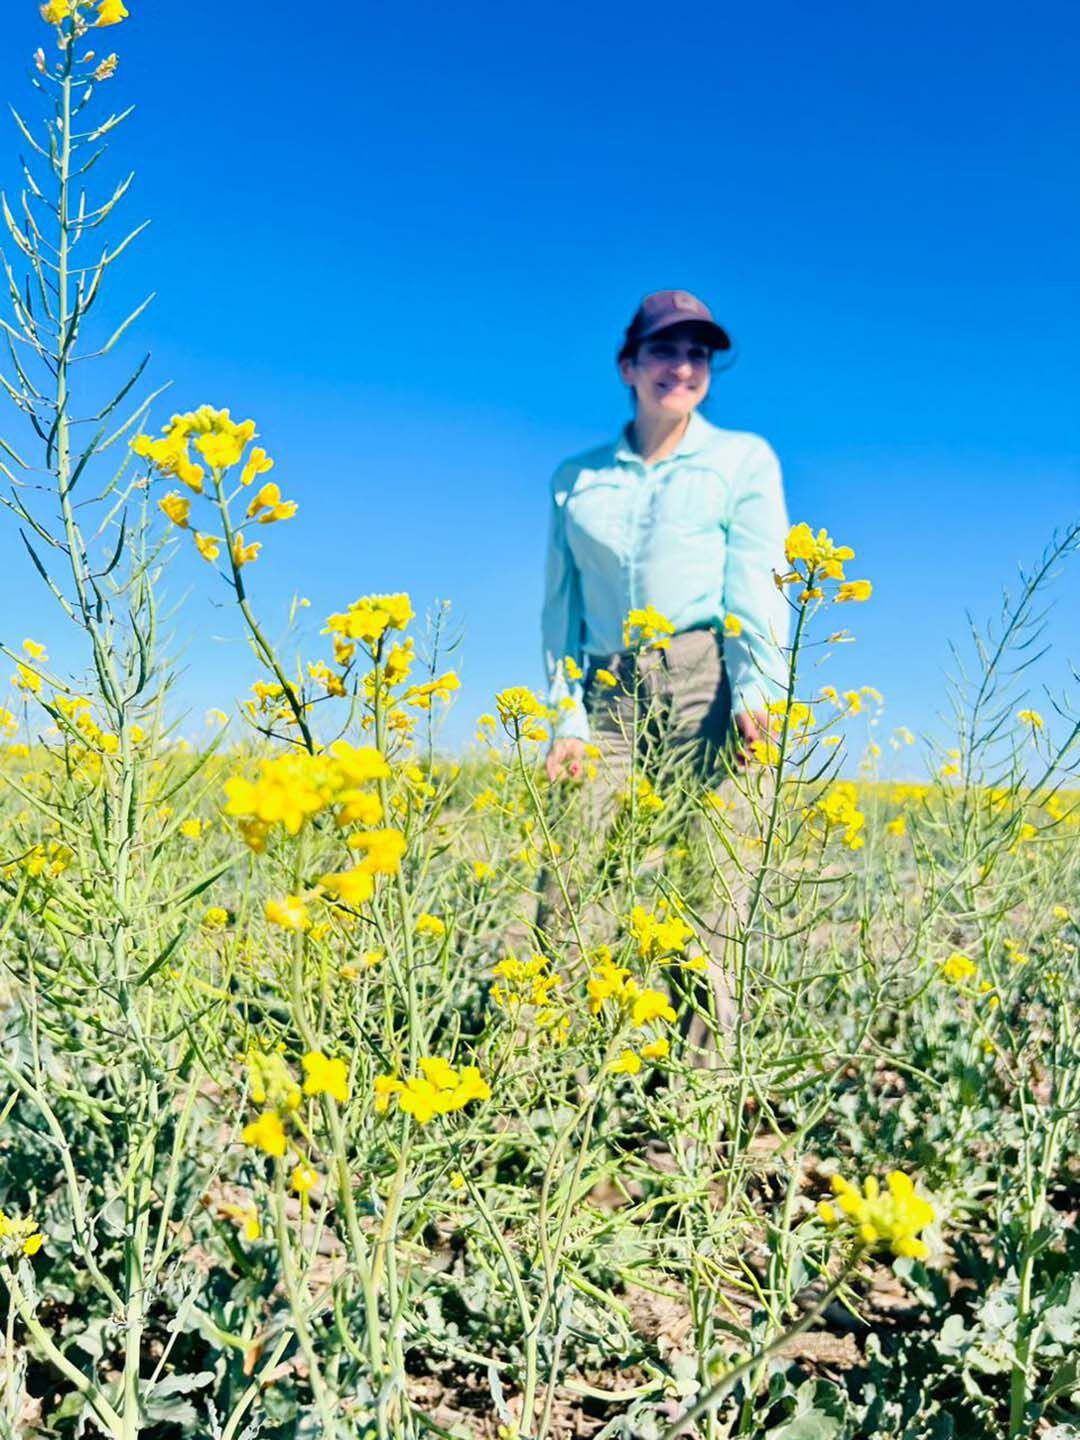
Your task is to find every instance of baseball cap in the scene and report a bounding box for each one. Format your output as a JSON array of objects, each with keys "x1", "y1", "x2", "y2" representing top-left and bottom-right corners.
[{"x1": 621, "y1": 289, "x2": 732, "y2": 357}]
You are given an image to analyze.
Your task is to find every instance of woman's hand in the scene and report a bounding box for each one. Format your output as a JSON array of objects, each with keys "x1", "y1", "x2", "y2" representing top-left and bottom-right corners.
[
  {"x1": 546, "y1": 737, "x2": 587, "y2": 784},
  {"x1": 733, "y1": 710, "x2": 770, "y2": 769}
]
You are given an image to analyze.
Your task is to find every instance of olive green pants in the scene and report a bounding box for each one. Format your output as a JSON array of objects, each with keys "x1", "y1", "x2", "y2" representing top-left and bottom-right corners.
[{"x1": 535, "y1": 626, "x2": 743, "y2": 1042}]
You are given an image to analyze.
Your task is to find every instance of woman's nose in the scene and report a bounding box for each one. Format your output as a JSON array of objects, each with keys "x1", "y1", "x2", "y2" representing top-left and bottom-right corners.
[{"x1": 672, "y1": 359, "x2": 694, "y2": 379}]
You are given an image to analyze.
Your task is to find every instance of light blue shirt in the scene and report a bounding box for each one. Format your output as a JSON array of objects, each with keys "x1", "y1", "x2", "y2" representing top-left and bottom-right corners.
[{"x1": 541, "y1": 410, "x2": 791, "y2": 742}]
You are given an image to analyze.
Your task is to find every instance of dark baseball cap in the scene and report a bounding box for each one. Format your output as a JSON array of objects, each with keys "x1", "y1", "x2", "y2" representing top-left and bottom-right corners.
[{"x1": 622, "y1": 289, "x2": 732, "y2": 356}]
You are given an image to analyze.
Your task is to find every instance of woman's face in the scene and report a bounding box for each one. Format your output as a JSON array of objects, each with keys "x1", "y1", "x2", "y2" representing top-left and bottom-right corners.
[{"x1": 619, "y1": 326, "x2": 712, "y2": 418}]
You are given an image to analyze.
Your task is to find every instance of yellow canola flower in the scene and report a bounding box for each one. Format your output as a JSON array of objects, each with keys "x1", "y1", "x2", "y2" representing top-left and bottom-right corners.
[
  {"x1": 265, "y1": 895, "x2": 311, "y2": 931},
  {"x1": 133, "y1": 429, "x2": 205, "y2": 491},
  {"x1": 324, "y1": 593, "x2": 414, "y2": 646},
  {"x1": 340, "y1": 791, "x2": 385, "y2": 827},
  {"x1": 885, "y1": 815, "x2": 907, "y2": 837},
  {"x1": 595, "y1": 668, "x2": 617, "y2": 688},
  {"x1": 750, "y1": 738, "x2": 780, "y2": 766},
  {"x1": 631, "y1": 988, "x2": 677, "y2": 1027},
  {"x1": 610, "y1": 1050, "x2": 642, "y2": 1076},
  {"x1": 347, "y1": 827, "x2": 406, "y2": 875},
  {"x1": 319, "y1": 867, "x2": 375, "y2": 907},
  {"x1": 817, "y1": 1170, "x2": 935, "y2": 1260},
  {"x1": 194, "y1": 532, "x2": 221, "y2": 562},
  {"x1": 620, "y1": 774, "x2": 665, "y2": 814},
  {"x1": 302, "y1": 1051, "x2": 350, "y2": 1104},
  {"x1": 22, "y1": 638, "x2": 46, "y2": 660},
  {"x1": 241, "y1": 1111, "x2": 287, "y2": 1158},
  {"x1": 194, "y1": 425, "x2": 254, "y2": 470},
  {"x1": 40, "y1": 0, "x2": 70, "y2": 23},
  {"x1": 329, "y1": 740, "x2": 392, "y2": 785},
  {"x1": 415, "y1": 912, "x2": 446, "y2": 939},
  {"x1": 805, "y1": 781, "x2": 866, "y2": 851},
  {"x1": 491, "y1": 953, "x2": 562, "y2": 1011},
  {"x1": 13, "y1": 664, "x2": 42, "y2": 695},
  {"x1": 231, "y1": 531, "x2": 261, "y2": 567},
  {"x1": 404, "y1": 670, "x2": 461, "y2": 710},
  {"x1": 383, "y1": 638, "x2": 415, "y2": 684},
  {"x1": 245, "y1": 481, "x2": 298, "y2": 525},
  {"x1": 723, "y1": 613, "x2": 743, "y2": 637},
  {"x1": 1017, "y1": 709, "x2": 1044, "y2": 731},
  {"x1": 202, "y1": 906, "x2": 229, "y2": 929},
  {"x1": 641, "y1": 1037, "x2": 670, "y2": 1061},
  {"x1": 629, "y1": 904, "x2": 694, "y2": 962},
  {"x1": 0, "y1": 1211, "x2": 45, "y2": 1258},
  {"x1": 495, "y1": 686, "x2": 551, "y2": 743},
  {"x1": 784, "y1": 523, "x2": 854, "y2": 579},
  {"x1": 223, "y1": 749, "x2": 350, "y2": 843},
  {"x1": 158, "y1": 492, "x2": 191, "y2": 528},
  {"x1": 219, "y1": 1202, "x2": 261, "y2": 1242},
  {"x1": 291, "y1": 1162, "x2": 318, "y2": 1196},
  {"x1": 622, "y1": 605, "x2": 675, "y2": 650},
  {"x1": 940, "y1": 951, "x2": 977, "y2": 984},
  {"x1": 836, "y1": 579, "x2": 873, "y2": 603},
  {"x1": 95, "y1": 0, "x2": 129, "y2": 26},
  {"x1": 375, "y1": 1057, "x2": 491, "y2": 1125},
  {"x1": 240, "y1": 446, "x2": 274, "y2": 487}
]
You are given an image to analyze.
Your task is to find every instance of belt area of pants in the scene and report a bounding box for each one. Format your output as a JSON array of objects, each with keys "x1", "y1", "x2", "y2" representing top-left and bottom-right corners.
[{"x1": 584, "y1": 622, "x2": 722, "y2": 686}]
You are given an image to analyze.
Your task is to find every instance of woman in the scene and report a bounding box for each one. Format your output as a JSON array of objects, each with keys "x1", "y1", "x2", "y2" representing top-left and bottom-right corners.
[
  {"x1": 536, "y1": 289, "x2": 791, "y2": 1020},
  {"x1": 542, "y1": 287, "x2": 790, "y2": 788}
]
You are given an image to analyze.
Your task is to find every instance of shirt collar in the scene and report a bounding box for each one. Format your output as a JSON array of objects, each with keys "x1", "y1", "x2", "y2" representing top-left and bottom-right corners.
[{"x1": 613, "y1": 409, "x2": 712, "y2": 466}]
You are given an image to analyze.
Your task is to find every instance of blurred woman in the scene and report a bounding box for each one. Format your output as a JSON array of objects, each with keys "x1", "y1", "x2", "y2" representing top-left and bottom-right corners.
[{"x1": 537, "y1": 288, "x2": 791, "y2": 1031}]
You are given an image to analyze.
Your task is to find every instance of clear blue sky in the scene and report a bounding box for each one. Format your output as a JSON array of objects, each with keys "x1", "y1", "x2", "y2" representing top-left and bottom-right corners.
[{"x1": 1, "y1": 1, "x2": 1078, "y2": 766}]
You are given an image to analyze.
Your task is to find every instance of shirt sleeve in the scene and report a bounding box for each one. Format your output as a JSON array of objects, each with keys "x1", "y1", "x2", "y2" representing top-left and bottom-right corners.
[
  {"x1": 540, "y1": 465, "x2": 590, "y2": 743},
  {"x1": 722, "y1": 438, "x2": 791, "y2": 713}
]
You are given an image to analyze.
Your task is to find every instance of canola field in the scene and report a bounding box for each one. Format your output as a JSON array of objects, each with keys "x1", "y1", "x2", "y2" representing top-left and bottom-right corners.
[{"x1": 1, "y1": 5, "x2": 1079, "y2": 1439}]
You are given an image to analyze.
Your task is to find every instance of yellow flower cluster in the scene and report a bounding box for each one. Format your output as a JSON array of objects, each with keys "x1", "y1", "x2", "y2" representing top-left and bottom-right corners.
[
  {"x1": 766, "y1": 697, "x2": 816, "y2": 742},
  {"x1": 4, "y1": 839, "x2": 73, "y2": 883},
  {"x1": 804, "y1": 781, "x2": 866, "y2": 851},
  {"x1": 491, "y1": 953, "x2": 569, "y2": 1041},
  {"x1": 375, "y1": 1057, "x2": 491, "y2": 1125},
  {"x1": 41, "y1": 0, "x2": 125, "y2": 27},
  {"x1": 324, "y1": 594, "x2": 414, "y2": 648},
  {"x1": 241, "y1": 1046, "x2": 348, "y2": 1161},
  {"x1": 0, "y1": 1210, "x2": 44, "y2": 1258},
  {"x1": 939, "y1": 951, "x2": 977, "y2": 985},
  {"x1": 620, "y1": 774, "x2": 664, "y2": 815},
  {"x1": 404, "y1": 671, "x2": 461, "y2": 710},
  {"x1": 588, "y1": 953, "x2": 677, "y2": 1029},
  {"x1": 222, "y1": 741, "x2": 390, "y2": 851},
  {"x1": 622, "y1": 605, "x2": 675, "y2": 650},
  {"x1": 779, "y1": 524, "x2": 872, "y2": 605},
  {"x1": 628, "y1": 903, "x2": 695, "y2": 964},
  {"x1": 241, "y1": 481, "x2": 296, "y2": 527},
  {"x1": 495, "y1": 686, "x2": 551, "y2": 743},
  {"x1": 135, "y1": 407, "x2": 286, "y2": 569},
  {"x1": 817, "y1": 1170, "x2": 935, "y2": 1260}
]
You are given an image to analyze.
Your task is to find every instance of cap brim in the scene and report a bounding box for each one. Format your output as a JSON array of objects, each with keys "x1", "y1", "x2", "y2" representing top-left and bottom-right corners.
[{"x1": 639, "y1": 317, "x2": 732, "y2": 352}]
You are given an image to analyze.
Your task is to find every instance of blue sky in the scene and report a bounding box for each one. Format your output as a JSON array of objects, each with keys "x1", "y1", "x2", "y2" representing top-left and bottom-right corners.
[{"x1": 1, "y1": 0, "x2": 1078, "y2": 767}]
